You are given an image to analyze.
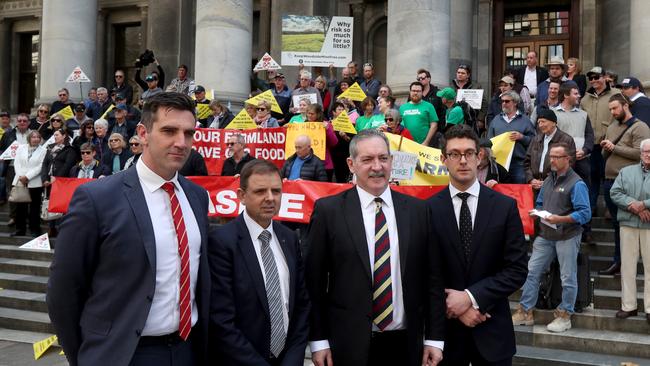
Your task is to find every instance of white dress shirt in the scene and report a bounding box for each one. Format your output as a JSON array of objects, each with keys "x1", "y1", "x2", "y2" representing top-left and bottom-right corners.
[
  {"x1": 242, "y1": 210, "x2": 290, "y2": 333},
  {"x1": 310, "y1": 186, "x2": 443, "y2": 353},
  {"x1": 539, "y1": 128, "x2": 557, "y2": 173},
  {"x1": 137, "y1": 158, "x2": 202, "y2": 336},
  {"x1": 448, "y1": 179, "x2": 482, "y2": 309},
  {"x1": 524, "y1": 67, "x2": 538, "y2": 97}
]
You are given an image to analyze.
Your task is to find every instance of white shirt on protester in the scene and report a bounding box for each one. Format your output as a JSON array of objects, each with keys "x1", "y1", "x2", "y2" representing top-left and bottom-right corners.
[
  {"x1": 137, "y1": 157, "x2": 202, "y2": 336},
  {"x1": 524, "y1": 67, "x2": 538, "y2": 97},
  {"x1": 242, "y1": 209, "x2": 291, "y2": 333},
  {"x1": 309, "y1": 185, "x2": 444, "y2": 353}
]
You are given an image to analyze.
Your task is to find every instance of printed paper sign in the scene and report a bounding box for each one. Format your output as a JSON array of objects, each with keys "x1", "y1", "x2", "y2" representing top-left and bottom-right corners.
[
  {"x1": 245, "y1": 90, "x2": 283, "y2": 114},
  {"x1": 338, "y1": 82, "x2": 367, "y2": 102},
  {"x1": 291, "y1": 93, "x2": 318, "y2": 108},
  {"x1": 20, "y1": 233, "x2": 51, "y2": 251},
  {"x1": 281, "y1": 15, "x2": 353, "y2": 67},
  {"x1": 390, "y1": 151, "x2": 418, "y2": 181},
  {"x1": 0, "y1": 141, "x2": 19, "y2": 160},
  {"x1": 65, "y1": 66, "x2": 91, "y2": 83},
  {"x1": 285, "y1": 122, "x2": 326, "y2": 160},
  {"x1": 456, "y1": 89, "x2": 484, "y2": 110},
  {"x1": 196, "y1": 104, "x2": 212, "y2": 120},
  {"x1": 33, "y1": 335, "x2": 58, "y2": 360},
  {"x1": 331, "y1": 110, "x2": 356, "y2": 134},
  {"x1": 225, "y1": 110, "x2": 258, "y2": 130},
  {"x1": 254, "y1": 52, "x2": 282, "y2": 71}
]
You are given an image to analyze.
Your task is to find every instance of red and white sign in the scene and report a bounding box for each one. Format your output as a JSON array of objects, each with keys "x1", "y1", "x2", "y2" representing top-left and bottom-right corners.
[
  {"x1": 65, "y1": 66, "x2": 91, "y2": 83},
  {"x1": 253, "y1": 52, "x2": 282, "y2": 72},
  {"x1": 0, "y1": 141, "x2": 20, "y2": 160}
]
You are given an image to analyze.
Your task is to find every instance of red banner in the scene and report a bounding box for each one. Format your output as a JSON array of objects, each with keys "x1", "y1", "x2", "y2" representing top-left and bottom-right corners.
[
  {"x1": 192, "y1": 128, "x2": 286, "y2": 175},
  {"x1": 49, "y1": 177, "x2": 535, "y2": 235}
]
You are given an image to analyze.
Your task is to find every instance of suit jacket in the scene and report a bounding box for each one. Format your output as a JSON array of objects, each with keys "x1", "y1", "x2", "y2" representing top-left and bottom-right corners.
[
  {"x1": 47, "y1": 167, "x2": 211, "y2": 366},
  {"x1": 524, "y1": 128, "x2": 577, "y2": 183},
  {"x1": 515, "y1": 66, "x2": 549, "y2": 89},
  {"x1": 209, "y1": 214, "x2": 310, "y2": 365},
  {"x1": 426, "y1": 184, "x2": 528, "y2": 363},
  {"x1": 306, "y1": 187, "x2": 445, "y2": 366}
]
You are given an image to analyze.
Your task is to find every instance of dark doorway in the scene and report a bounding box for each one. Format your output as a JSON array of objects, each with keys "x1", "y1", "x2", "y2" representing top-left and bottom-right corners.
[
  {"x1": 113, "y1": 23, "x2": 142, "y2": 102},
  {"x1": 17, "y1": 33, "x2": 38, "y2": 114}
]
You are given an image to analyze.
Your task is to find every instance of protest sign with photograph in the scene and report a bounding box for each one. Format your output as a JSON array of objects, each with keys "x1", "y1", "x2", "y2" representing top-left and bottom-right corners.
[{"x1": 281, "y1": 15, "x2": 353, "y2": 67}]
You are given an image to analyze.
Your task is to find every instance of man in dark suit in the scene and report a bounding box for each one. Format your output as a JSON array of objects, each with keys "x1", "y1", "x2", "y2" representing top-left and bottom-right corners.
[
  {"x1": 306, "y1": 129, "x2": 446, "y2": 366},
  {"x1": 209, "y1": 159, "x2": 310, "y2": 365},
  {"x1": 515, "y1": 50, "x2": 549, "y2": 99},
  {"x1": 47, "y1": 93, "x2": 211, "y2": 366},
  {"x1": 427, "y1": 124, "x2": 528, "y2": 365}
]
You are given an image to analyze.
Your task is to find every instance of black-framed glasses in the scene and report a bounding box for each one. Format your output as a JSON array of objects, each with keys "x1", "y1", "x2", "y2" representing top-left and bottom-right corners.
[
  {"x1": 58, "y1": 94, "x2": 67, "y2": 97},
  {"x1": 501, "y1": 99, "x2": 514, "y2": 104},
  {"x1": 588, "y1": 75, "x2": 601, "y2": 81},
  {"x1": 38, "y1": 110, "x2": 48, "y2": 113},
  {"x1": 115, "y1": 75, "x2": 124, "y2": 78},
  {"x1": 51, "y1": 119, "x2": 62, "y2": 122},
  {"x1": 416, "y1": 76, "x2": 427, "y2": 81},
  {"x1": 129, "y1": 143, "x2": 140, "y2": 147},
  {"x1": 445, "y1": 150, "x2": 478, "y2": 161},
  {"x1": 80, "y1": 151, "x2": 93, "y2": 155},
  {"x1": 257, "y1": 108, "x2": 267, "y2": 111},
  {"x1": 226, "y1": 142, "x2": 235, "y2": 146},
  {"x1": 385, "y1": 117, "x2": 394, "y2": 122}
]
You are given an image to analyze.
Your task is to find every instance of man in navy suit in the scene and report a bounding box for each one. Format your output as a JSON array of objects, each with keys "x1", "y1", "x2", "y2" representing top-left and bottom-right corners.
[
  {"x1": 427, "y1": 124, "x2": 528, "y2": 365},
  {"x1": 209, "y1": 159, "x2": 310, "y2": 365},
  {"x1": 47, "y1": 92, "x2": 211, "y2": 366}
]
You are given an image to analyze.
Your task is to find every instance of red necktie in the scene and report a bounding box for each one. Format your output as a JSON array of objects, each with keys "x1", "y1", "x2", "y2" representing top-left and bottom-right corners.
[{"x1": 162, "y1": 182, "x2": 192, "y2": 340}]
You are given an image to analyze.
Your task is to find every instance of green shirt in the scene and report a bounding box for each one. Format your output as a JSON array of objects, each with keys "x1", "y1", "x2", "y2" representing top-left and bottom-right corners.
[
  {"x1": 399, "y1": 100, "x2": 438, "y2": 144},
  {"x1": 445, "y1": 106, "x2": 464, "y2": 125},
  {"x1": 289, "y1": 114, "x2": 305, "y2": 123},
  {"x1": 355, "y1": 114, "x2": 385, "y2": 132}
]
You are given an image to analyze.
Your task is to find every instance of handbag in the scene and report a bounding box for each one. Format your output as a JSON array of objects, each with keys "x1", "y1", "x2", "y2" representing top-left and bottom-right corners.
[
  {"x1": 8, "y1": 182, "x2": 31, "y2": 203},
  {"x1": 40, "y1": 191, "x2": 62, "y2": 221}
]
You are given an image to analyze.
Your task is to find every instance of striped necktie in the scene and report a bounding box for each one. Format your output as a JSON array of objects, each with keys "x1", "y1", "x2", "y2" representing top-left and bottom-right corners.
[
  {"x1": 259, "y1": 229, "x2": 286, "y2": 357},
  {"x1": 372, "y1": 197, "x2": 393, "y2": 331},
  {"x1": 161, "y1": 182, "x2": 192, "y2": 340}
]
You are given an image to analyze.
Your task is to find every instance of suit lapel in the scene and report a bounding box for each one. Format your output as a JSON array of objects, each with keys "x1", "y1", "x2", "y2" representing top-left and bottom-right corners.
[
  {"x1": 391, "y1": 190, "x2": 409, "y2": 279},
  {"x1": 274, "y1": 222, "x2": 297, "y2": 315},
  {"x1": 123, "y1": 168, "x2": 157, "y2": 273},
  {"x1": 178, "y1": 177, "x2": 207, "y2": 248},
  {"x1": 468, "y1": 185, "x2": 495, "y2": 268},
  {"x1": 343, "y1": 188, "x2": 372, "y2": 282},
  {"x1": 236, "y1": 216, "x2": 270, "y2": 317},
  {"x1": 438, "y1": 187, "x2": 466, "y2": 266}
]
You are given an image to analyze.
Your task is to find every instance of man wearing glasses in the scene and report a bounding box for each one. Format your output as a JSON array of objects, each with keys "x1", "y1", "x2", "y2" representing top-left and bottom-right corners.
[
  {"x1": 51, "y1": 88, "x2": 76, "y2": 114},
  {"x1": 416, "y1": 68, "x2": 446, "y2": 125},
  {"x1": 427, "y1": 124, "x2": 527, "y2": 365},
  {"x1": 290, "y1": 70, "x2": 322, "y2": 112},
  {"x1": 112, "y1": 69, "x2": 134, "y2": 105},
  {"x1": 513, "y1": 142, "x2": 591, "y2": 333},
  {"x1": 221, "y1": 134, "x2": 254, "y2": 177}
]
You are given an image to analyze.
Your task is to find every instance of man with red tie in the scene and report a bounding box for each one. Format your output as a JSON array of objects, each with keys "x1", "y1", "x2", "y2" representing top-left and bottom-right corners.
[
  {"x1": 47, "y1": 92, "x2": 211, "y2": 366},
  {"x1": 306, "y1": 129, "x2": 446, "y2": 366}
]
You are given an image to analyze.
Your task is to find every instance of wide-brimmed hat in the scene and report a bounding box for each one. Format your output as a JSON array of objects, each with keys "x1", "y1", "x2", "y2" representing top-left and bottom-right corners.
[{"x1": 547, "y1": 56, "x2": 565, "y2": 67}]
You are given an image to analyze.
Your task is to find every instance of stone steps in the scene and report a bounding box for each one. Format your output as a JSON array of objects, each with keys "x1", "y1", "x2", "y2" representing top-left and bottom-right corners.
[
  {"x1": 513, "y1": 345, "x2": 650, "y2": 366},
  {"x1": 0, "y1": 307, "x2": 53, "y2": 333},
  {"x1": 511, "y1": 287, "x2": 646, "y2": 312},
  {"x1": 0, "y1": 289, "x2": 48, "y2": 312}
]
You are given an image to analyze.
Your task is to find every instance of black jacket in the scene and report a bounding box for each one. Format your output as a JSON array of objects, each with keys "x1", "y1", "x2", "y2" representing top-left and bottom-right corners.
[
  {"x1": 514, "y1": 66, "x2": 549, "y2": 88},
  {"x1": 69, "y1": 161, "x2": 111, "y2": 178},
  {"x1": 102, "y1": 149, "x2": 133, "y2": 174},
  {"x1": 280, "y1": 153, "x2": 327, "y2": 182},
  {"x1": 631, "y1": 95, "x2": 650, "y2": 127},
  {"x1": 41, "y1": 144, "x2": 78, "y2": 182},
  {"x1": 221, "y1": 153, "x2": 254, "y2": 176},
  {"x1": 202, "y1": 110, "x2": 235, "y2": 129},
  {"x1": 179, "y1": 149, "x2": 208, "y2": 176}
]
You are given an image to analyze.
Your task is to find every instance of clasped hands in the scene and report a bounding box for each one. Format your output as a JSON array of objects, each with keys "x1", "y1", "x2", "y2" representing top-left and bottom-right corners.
[{"x1": 445, "y1": 289, "x2": 491, "y2": 328}]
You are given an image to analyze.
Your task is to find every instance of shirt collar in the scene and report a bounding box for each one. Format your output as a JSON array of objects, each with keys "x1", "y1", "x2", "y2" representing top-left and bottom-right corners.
[
  {"x1": 554, "y1": 104, "x2": 580, "y2": 112},
  {"x1": 631, "y1": 92, "x2": 645, "y2": 102},
  {"x1": 136, "y1": 157, "x2": 180, "y2": 193},
  {"x1": 545, "y1": 127, "x2": 558, "y2": 140},
  {"x1": 356, "y1": 185, "x2": 393, "y2": 210},
  {"x1": 242, "y1": 208, "x2": 274, "y2": 242},
  {"x1": 449, "y1": 178, "x2": 481, "y2": 199}
]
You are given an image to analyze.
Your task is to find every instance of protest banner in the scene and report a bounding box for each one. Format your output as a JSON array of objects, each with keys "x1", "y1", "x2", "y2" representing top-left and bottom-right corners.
[
  {"x1": 281, "y1": 15, "x2": 353, "y2": 67},
  {"x1": 192, "y1": 128, "x2": 286, "y2": 175},
  {"x1": 285, "y1": 122, "x2": 326, "y2": 160},
  {"x1": 456, "y1": 89, "x2": 485, "y2": 110},
  {"x1": 331, "y1": 110, "x2": 356, "y2": 134},
  {"x1": 33, "y1": 335, "x2": 58, "y2": 360},
  {"x1": 49, "y1": 177, "x2": 534, "y2": 235},
  {"x1": 390, "y1": 151, "x2": 418, "y2": 181},
  {"x1": 56, "y1": 105, "x2": 74, "y2": 120},
  {"x1": 338, "y1": 82, "x2": 367, "y2": 102},
  {"x1": 0, "y1": 141, "x2": 20, "y2": 160},
  {"x1": 489, "y1": 131, "x2": 516, "y2": 170},
  {"x1": 196, "y1": 104, "x2": 211, "y2": 120},
  {"x1": 225, "y1": 109, "x2": 257, "y2": 130},
  {"x1": 244, "y1": 89, "x2": 283, "y2": 114},
  {"x1": 253, "y1": 52, "x2": 282, "y2": 71}
]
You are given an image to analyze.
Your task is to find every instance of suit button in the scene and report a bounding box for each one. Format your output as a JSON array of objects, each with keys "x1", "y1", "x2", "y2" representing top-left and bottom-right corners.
[{"x1": 135, "y1": 330, "x2": 141, "y2": 337}]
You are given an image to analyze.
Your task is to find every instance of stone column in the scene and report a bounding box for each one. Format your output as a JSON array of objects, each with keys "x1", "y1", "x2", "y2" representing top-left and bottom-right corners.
[
  {"x1": 194, "y1": 0, "x2": 252, "y2": 105},
  {"x1": 630, "y1": 0, "x2": 650, "y2": 83},
  {"x1": 139, "y1": 5, "x2": 149, "y2": 50},
  {"x1": 39, "y1": 0, "x2": 97, "y2": 103},
  {"x1": 270, "y1": 0, "x2": 313, "y2": 83},
  {"x1": 351, "y1": 2, "x2": 366, "y2": 64},
  {"x1": 95, "y1": 9, "x2": 107, "y2": 88},
  {"x1": 386, "y1": 0, "x2": 450, "y2": 96},
  {"x1": 0, "y1": 19, "x2": 12, "y2": 111},
  {"x1": 450, "y1": 0, "x2": 473, "y2": 75},
  {"x1": 147, "y1": 0, "x2": 182, "y2": 84}
]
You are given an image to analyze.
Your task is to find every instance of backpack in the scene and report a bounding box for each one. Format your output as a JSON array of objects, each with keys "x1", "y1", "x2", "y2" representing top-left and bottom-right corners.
[{"x1": 453, "y1": 100, "x2": 478, "y2": 133}]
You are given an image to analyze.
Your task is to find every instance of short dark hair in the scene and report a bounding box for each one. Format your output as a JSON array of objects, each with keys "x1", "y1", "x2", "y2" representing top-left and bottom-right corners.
[
  {"x1": 178, "y1": 64, "x2": 188, "y2": 71},
  {"x1": 331, "y1": 101, "x2": 345, "y2": 111},
  {"x1": 80, "y1": 142, "x2": 96, "y2": 152},
  {"x1": 608, "y1": 93, "x2": 629, "y2": 106},
  {"x1": 558, "y1": 82, "x2": 579, "y2": 102},
  {"x1": 550, "y1": 142, "x2": 571, "y2": 156},
  {"x1": 239, "y1": 159, "x2": 281, "y2": 191},
  {"x1": 409, "y1": 81, "x2": 423, "y2": 91},
  {"x1": 441, "y1": 124, "x2": 480, "y2": 154},
  {"x1": 360, "y1": 96, "x2": 377, "y2": 111},
  {"x1": 379, "y1": 95, "x2": 395, "y2": 108},
  {"x1": 140, "y1": 92, "x2": 196, "y2": 131},
  {"x1": 417, "y1": 68, "x2": 431, "y2": 78}
]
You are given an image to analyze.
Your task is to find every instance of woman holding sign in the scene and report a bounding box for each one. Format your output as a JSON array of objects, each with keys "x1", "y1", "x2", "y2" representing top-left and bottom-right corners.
[{"x1": 305, "y1": 104, "x2": 338, "y2": 181}]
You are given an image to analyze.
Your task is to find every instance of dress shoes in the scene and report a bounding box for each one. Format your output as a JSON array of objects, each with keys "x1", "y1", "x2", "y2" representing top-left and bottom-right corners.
[
  {"x1": 615, "y1": 309, "x2": 638, "y2": 319},
  {"x1": 598, "y1": 262, "x2": 620, "y2": 275}
]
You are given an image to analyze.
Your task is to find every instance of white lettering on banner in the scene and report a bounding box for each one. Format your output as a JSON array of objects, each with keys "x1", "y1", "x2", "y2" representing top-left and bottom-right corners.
[
  {"x1": 194, "y1": 146, "x2": 223, "y2": 159},
  {"x1": 212, "y1": 191, "x2": 306, "y2": 220},
  {"x1": 215, "y1": 190, "x2": 239, "y2": 215},
  {"x1": 402, "y1": 110, "x2": 422, "y2": 116},
  {"x1": 254, "y1": 148, "x2": 285, "y2": 160},
  {"x1": 278, "y1": 193, "x2": 305, "y2": 220},
  {"x1": 194, "y1": 129, "x2": 221, "y2": 143}
]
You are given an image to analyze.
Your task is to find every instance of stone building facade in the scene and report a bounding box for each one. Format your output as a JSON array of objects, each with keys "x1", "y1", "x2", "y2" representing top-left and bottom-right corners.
[{"x1": 0, "y1": 0, "x2": 643, "y2": 113}]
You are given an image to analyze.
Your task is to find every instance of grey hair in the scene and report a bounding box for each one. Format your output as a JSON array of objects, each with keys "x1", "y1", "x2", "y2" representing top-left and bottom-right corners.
[
  {"x1": 501, "y1": 90, "x2": 520, "y2": 104},
  {"x1": 300, "y1": 70, "x2": 312, "y2": 80},
  {"x1": 349, "y1": 129, "x2": 390, "y2": 159},
  {"x1": 640, "y1": 138, "x2": 650, "y2": 151},
  {"x1": 384, "y1": 108, "x2": 401, "y2": 123},
  {"x1": 94, "y1": 118, "x2": 109, "y2": 129},
  {"x1": 230, "y1": 133, "x2": 246, "y2": 146},
  {"x1": 129, "y1": 135, "x2": 141, "y2": 143},
  {"x1": 96, "y1": 87, "x2": 108, "y2": 94}
]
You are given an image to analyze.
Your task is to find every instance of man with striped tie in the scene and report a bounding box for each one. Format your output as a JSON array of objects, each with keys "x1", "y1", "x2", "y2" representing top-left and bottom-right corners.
[
  {"x1": 306, "y1": 129, "x2": 446, "y2": 366},
  {"x1": 208, "y1": 159, "x2": 310, "y2": 365},
  {"x1": 47, "y1": 92, "x2": 211, "y2": 366}
]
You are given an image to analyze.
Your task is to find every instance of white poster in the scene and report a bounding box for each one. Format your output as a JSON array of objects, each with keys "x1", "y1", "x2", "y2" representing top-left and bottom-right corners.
[
  {"x1": 390, "y1": 151, "x2": 419, "y2": 181},
  {"x1": 456, "y1": 89, "x2": 484, "y2": 110},
  {"x1": 281, "y1": 15, "x2": 353, "y2": 67}
]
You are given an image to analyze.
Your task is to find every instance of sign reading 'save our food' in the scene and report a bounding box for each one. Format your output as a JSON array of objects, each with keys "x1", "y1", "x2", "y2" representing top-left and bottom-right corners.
[{"x1": 281, "y1": 15, "x2": 353, "y2": 67}]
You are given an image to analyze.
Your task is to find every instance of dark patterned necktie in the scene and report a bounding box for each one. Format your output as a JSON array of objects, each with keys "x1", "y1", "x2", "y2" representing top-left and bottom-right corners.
[
  {"x1": 457, "y1": 192, "x2": 472, "y2": 263},
  {"x1": 372, "y1": 197, "x2": 393, "y2": 330}
]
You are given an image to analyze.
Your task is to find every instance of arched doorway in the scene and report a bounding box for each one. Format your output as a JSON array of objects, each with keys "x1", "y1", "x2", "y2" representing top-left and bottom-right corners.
[{"x1": 367, "y1": 17, "x2": 387, "y2": 83}]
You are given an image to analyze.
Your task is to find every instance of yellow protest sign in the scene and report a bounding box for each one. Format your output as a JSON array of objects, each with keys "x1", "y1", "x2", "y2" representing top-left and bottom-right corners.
[
  {"x1": 285, "y1": 122, "x2": 326, "y2": 160},
  {"x1": 33, "y1": 335, "x2": 58, "y2": 360},
  {"x1": 385, "y1": 131, "x2": 516, "y2": 186},
  {"x1": 338, "y1": 82, "x2": 367, "y2": 102},
  {"x1": 331, "y1": 110, "x2": 356, "y2": 134},
  {"x1": 56, "y1": 105, "x2": 74, "y2": 120},
  {"x1": 489, "y1": 132, "x2": 516, "y2": 171},
  {"x1": 244, "y1": 90, "x2": 283, "y2": 114},
  {"x1": 99, "y1": 104, "x2": 115, "y2": 120},
  {"x1": 225, "y1": 109, "x2": 258, "y2": 130},
  {"x1": 196, "y1": 104, "x2": 211, "y2": 120}
]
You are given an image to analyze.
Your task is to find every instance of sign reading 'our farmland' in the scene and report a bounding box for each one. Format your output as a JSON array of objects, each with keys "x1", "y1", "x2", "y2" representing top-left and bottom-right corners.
[{"x1": 281, "y1": 15, "x2": 353, "y2": 67}]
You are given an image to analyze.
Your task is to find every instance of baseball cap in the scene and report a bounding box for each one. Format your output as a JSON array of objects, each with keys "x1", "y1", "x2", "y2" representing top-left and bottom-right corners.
[
  {"x1": 436, "y1": 87, "x2": 457, "y2": 100},
  {"x1": 586, "y1": 66, "x2": 604, "y2": 77},
  {"x1": 0, "y1": 111, "x2": 9, "y2": 118},
  {"x1": 621, "y1": 77, "x2": 642, "y2": 89},
  {"x1": 115, "y1": 93, "x2": 126, "y2": 100},
  {"x1": 499, "y1": 76, "x2": 515, "y2": 85},
  {"x1": 116, "y1": 104, "x2": 128, "y2": 111},
  {"x1": 195, "y1": 85, "x2": 206, "y2": 93}
]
